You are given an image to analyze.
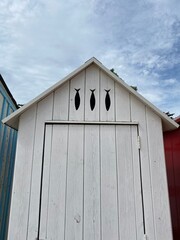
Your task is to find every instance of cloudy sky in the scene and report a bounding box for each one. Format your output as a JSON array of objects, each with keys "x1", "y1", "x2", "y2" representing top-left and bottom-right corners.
[{"x1": 0, "y1": 0, "x2": 180, "y2": 116}]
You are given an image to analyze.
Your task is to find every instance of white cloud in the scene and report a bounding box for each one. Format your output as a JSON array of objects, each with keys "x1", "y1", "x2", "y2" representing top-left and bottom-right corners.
[{"x1": 164, "y1": 78, "x2": 177, "y2": 85}]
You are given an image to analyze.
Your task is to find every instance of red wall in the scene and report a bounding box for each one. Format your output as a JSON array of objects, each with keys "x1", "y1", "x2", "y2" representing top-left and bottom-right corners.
[{"x1": 164, "y1": 119, "x2": 180, "y2": 240}]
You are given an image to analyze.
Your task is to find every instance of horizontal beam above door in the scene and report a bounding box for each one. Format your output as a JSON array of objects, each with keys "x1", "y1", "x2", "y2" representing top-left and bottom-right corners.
[{"x1": 45, "y1": 121, "x2": 139, "y2": 125}]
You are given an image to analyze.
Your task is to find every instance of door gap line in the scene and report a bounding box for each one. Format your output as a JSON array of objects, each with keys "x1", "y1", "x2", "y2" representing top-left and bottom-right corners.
[{"x1": 137, "y1": 126, "x2": 146, "y2": 235}]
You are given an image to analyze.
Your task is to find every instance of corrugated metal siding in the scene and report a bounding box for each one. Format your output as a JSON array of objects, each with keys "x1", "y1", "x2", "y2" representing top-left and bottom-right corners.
[{"x1": 0, "y1": 79, "x2": 18, "y2": 240}]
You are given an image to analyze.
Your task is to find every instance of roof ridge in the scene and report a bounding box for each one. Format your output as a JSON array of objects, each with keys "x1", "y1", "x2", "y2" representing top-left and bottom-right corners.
[{"x1": 2, "y1": 57, "x2": 179, "y2": 131}]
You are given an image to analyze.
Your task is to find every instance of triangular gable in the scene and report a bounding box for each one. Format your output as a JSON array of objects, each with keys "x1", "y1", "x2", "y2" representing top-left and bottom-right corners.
[{"x1": 2, "y1": 57, "x2": 178, "y2": 131}]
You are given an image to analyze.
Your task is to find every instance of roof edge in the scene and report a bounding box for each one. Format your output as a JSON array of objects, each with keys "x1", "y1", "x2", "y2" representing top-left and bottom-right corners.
[
  {"x1": 2, "y1": 58, "x2": 98, "y2": 128},
  {"x1": 2, "y1": 57, "x2": 179, "y2": 131},
  {"x1": 0, "y1": 74, "x2": 19, "y2": 109}
]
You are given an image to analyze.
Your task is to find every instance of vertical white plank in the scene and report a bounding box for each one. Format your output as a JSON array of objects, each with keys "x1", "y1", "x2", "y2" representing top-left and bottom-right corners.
[
  {"x1": 69, "y1": 71, "x2": 85, "y2": 121},
  {"x1": 85, "y1": 65, "x2": 100, "y2": 121},
  {"x1": 115, "y1": 82, "x2": 130, "y2": 121},
  {"x1": 116, "y1": 125, "x2": 136, "y2": 239},
  {"x1": 46, "y1": 125, "x2": 68, "y2": 239},
  {"x1": 131, "y1": 125, "x2": 144, "y2": 239},
  {"x1": 7, "y1": 105, "x2": 37, "y2": 240},
  {"x1": 100, "y1": 71, "x2": 115, "y2": 121},
  {"x1": 146, "y1": 108, "x2": 173, "y2": 240},
  {"x1": 27, "y1": 93, "x2": 54, "y2": 240},
  {"x1": 38, "y1": 124, "x2": 52, "y2": 239},
  {"x1": 53, "y1": 81, "x2": 70, "y2": 120},
  {"x1": 65, "y1": 125, "x2": 84, "y2": 240},
  {"x1": 100, "y1": 125, "x2": 118, "y2": 240},
  {"x1": 84, "y1": 125, "x2": 100, "y2": 240},
  {"x1": 131, "y1": 95, "x2": 155, "y2": 239}
]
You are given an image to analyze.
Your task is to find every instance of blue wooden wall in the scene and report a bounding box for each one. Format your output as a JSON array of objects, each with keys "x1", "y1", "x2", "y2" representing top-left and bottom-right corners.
[{"x1": 0, "y1": 76, "x2": 18, "y2": 240}]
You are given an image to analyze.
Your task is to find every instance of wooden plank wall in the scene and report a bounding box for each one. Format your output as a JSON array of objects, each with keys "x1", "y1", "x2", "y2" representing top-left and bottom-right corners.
[
  {"x1": 146, "y1": 108, "x2": 173, "y2": 240},
  {"x1": 131, "y1": 96, "x2": 173, "y2": 240},
  {"x1": 0, "y1": 80, "x2": 18, "y2": 240},
  {"x1": 7, "y1": 64, "x2": 172, "y2": 240},
  {"x1": 38, "y1": 124, "x2": 142, "y2": 240}
]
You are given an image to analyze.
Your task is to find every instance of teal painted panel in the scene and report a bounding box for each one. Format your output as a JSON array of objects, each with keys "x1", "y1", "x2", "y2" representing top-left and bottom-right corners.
[{"x1": 0, "y1": 82, "x2": 18, "y2": 240}]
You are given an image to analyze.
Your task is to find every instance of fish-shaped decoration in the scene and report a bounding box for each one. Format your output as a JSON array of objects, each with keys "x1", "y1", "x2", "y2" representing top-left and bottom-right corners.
[
  {"x1": 74, "y1": 88, "x2": 80, "y2": 110},
  {"x1": 90, "y1": 89, "x2": 96, "y2": 111},
  {"x1": 105, "y1": 89, "x2": 111, "y2": 111}
]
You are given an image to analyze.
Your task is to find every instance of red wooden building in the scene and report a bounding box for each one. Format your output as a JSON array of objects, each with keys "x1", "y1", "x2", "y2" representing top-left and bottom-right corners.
[{"x1": 164, "y1": 116, "x2": 180, "y2": 240}]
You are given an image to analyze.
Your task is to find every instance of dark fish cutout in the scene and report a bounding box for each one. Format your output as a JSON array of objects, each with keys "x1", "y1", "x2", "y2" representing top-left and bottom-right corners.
[
  {"x1": 90, "y1": 89, "x2": 96, "y2": 111},
  {"x1": 75, "y1": 88, "x2": 80, "y2": 110},
  {"x1": 105, "y1": 89, "x2": 111, "y2": 111}
]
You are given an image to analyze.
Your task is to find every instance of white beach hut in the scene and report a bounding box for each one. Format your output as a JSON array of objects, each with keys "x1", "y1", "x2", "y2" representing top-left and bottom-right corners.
[{"x1": 3, "y1": 57, "x2": 178, "y2": 240}]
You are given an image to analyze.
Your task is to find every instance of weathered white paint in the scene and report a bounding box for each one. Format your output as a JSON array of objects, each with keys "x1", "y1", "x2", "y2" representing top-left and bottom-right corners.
[
  {"x1": 100, "y1": 125, "x2": 118, "y2": 239},
  {"x1": 116, "y1": 125, "x2": 144, "y2": 239},
  {"x1": 100, "y1": 71, "x2": 115, "y2": 121},
  {"x1": 7, "y1": 105, "x2": 37, "y2": 240},
  {"x1": 40, "y1": 124, "x2": 68, "y2": 239},
  {"x1": 146, "y1": 108, "x2": 173, "y2": 240},
  {"x1": 3, "y1": 58, "x2": 178, "y2": 131},
  {"x1": 115, "y1": 82, "x2": 130, "y2": 121},
  {"x1": 84, "y1": 125, "x2": 100, "y2": 240},
  {"x1": 45, "y1": 120, "x2": 139, "y2": 125},
  {"x1": 38, "y1": 124, "x2": 52, "y2": 239},
  {"x1": 131, "y1": 126, "x2": 144, "y2": 239},
  {"x1": 85, "y1": 65, "x2": 100, "y2": 121},
  {"x1": 69, "y1": 71, "x2": 85, "y2": 121},
  {"x1": 7, "y1": 60, "x2": 174, "y2": 240},
  {"x1": 47, "y1": 125, "x2": 68, "y2": 239},
  {"x1": 38, "y1": 124, "x2": 142, "y2": 240},
  {"x1": 131, "y1": 95, "x2": 156, "y2": 239},
  {"x1": 65, "y1": 125, "x2": 84, "y2": 240},
  {"x1": 27, "y1": 94, "x2": 54, "y2": 240},
  {"x1": 53, "y1": 81, "x2": 69, "y2": 120}
]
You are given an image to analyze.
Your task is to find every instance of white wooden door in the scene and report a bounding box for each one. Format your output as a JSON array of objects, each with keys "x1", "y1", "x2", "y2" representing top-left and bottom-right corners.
[{"x1": 38, "y1": 124, "x2": 145, "y2": 240}]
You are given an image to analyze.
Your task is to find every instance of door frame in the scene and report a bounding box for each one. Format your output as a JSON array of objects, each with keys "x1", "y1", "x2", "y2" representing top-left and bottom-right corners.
[{"x1": 37, "y1": 120, "x2": 146, "y2": 240}]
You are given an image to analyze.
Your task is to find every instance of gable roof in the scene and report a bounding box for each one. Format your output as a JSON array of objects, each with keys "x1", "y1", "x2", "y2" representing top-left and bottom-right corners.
[{"x1": 2, "y1": 57, "x2": 178, "y2": 131}]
